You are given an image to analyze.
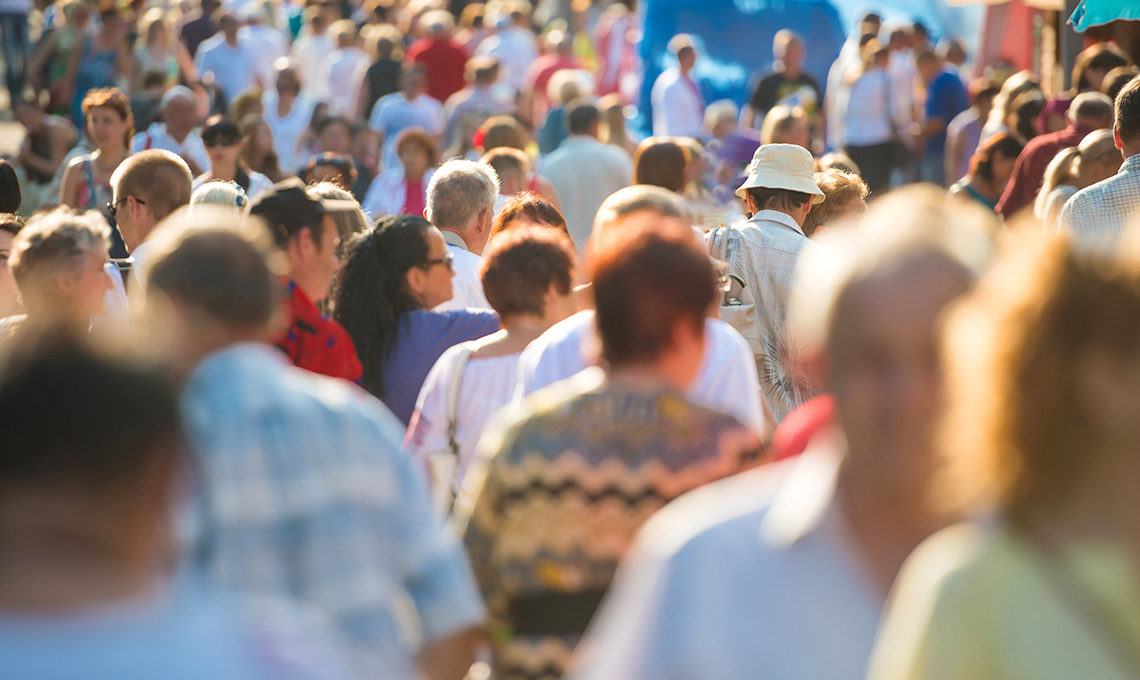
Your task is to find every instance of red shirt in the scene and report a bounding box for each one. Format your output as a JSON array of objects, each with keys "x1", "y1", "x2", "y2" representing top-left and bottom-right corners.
[
  {"x1": 402, "y1": 177, "x2": 425, "y2": 216},
  {"x1": 275, "y1": 281, "x2": 363, "y2": 383},
  {"x1": 996, "y1": 124, "x2": 1093, "y2": 219},
  {"x1": 406, "y1": 37, "x2": 468, "y2": 102}
]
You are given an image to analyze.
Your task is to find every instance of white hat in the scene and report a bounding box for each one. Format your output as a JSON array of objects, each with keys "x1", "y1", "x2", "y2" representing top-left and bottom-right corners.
[{"x1": 736, "y1": 144, "x2": 825, "y2": 204}]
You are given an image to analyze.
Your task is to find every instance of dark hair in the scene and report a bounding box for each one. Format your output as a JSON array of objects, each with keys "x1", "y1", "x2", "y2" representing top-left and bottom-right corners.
[
  {"x1": 590, "y1": 228, "x2": 715, "y2": 368},
  {"x1": 330, "y1": 215, "x2": 432, "y2": 397},
  {"x1": 1012, "y1": 92, "x2": 1044, "y2": 142},
  {"x1": 1103, "y1": 66, "x2": 1139, "y2": 102},
  {"x1": 480, "y1": 226, "x2": 575, "y2": 318},
  {"x1": 316, "y1": 115, "x2": 353, "y2": 137},
  {"x1": 490, "y1": 192, "x2": 567, "y2": 240},
  {"x1": 0, "y1": 213, "x2": 22, "y2": 237},
  {"x1": 0, "y1": 330, "x2": 180, "y2": 496},
  {"x1": 633, "y1": 138, "x2": 688, "y2": 193},
  {"x1": 969, "y1": 133, "x2": 1024, "y2": 183},
  {"x1": 746, "y1": 186, "x2": 811, "y2": 212},
  {"x1": 1073, "y1": 43, "x2": 1131, "y2": 94},
  {"x1": 201, "y1": 114, "x2": 242, "y2": 147},
  {"x1": 305, "y1": 152, "x2": 357, "y2": 189},
  {"x1": 1116, "y1": 75, "x2": 1140, "y2": 144},
  {"x1": 567, "y1": 101, "x2": 600, "y2": 135},
  {"x1": 478, "y1": 115, "x2": 527, "y2": 151},
  {"x1": 0, "y1": 159, "x2": 19, "y2": 213}
]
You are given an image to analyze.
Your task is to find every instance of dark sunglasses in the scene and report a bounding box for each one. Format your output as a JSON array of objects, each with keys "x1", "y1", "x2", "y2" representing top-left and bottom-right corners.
[
  {"x1": 107, "y1": 195, "x2": 145, "y2": 218},
  {"x1": 420, "y1": 253, "x2": 454, "y2": 272},
  {"x1": 203, "y1": 133, "x2": 241, "y2": 147}
]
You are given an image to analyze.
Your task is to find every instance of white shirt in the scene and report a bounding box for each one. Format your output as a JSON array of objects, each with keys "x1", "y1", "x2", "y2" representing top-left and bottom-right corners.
[
  {"x1": 568, "y1": 445, "x2": 882, "y2": 680},
  {"x1": 360, "y1": 166, "x2": 433, "y2": 220},
  {"x1": 434, "y1": 230, "x2": 491, "y2": 312},
  {"x1": 651, "y1": 67, "x2": 704, "y2": 138},
  {"x1": 239, "y1": 24, "x2": 288, "y2": 92},
  {"x1": 194, "y1": 35, "x2": 259, "y2": 103},
  {"x1": 538, "y1": 135, "x2": 632, "y2": 251},
  {"x1": 368, "y1": 93, "x2": 445, "y2": 172},
  {"x1": 475, "y1": 25, "x2": 539, "y2": 92},
  {"x1": 319, "y1": 47, "x2": 370, "y2": 116},
  {"x1": 842, "y1": 69, "x2": 894, "y2": 147},
  {"x1": 262, "y1": 91, "x2": 316, "y2": 174},
  {"x1": 130, "y1": 123, "x2": 210, "y2": 175},
  {"x1": 888, "y1": 50, "x2": 917, "y2": 135},
  {"x1": 514, "y1": 310, "x2": 766, "y2": 436},
  {"x1": 291, "y1": 33, "x2": 333, "y2": 96}
]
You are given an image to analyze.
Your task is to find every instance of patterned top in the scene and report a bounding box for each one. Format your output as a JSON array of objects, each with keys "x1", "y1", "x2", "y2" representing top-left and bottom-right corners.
[
  {"x1": 454, "y1": 369, "x2": 763, "y2": 680},
  {"x1": 275, "y1": 281, "x2": 363, "y2": 384},
  {"x1": 1058, "y1": 154, "x2": 1140, "y2": 254}
]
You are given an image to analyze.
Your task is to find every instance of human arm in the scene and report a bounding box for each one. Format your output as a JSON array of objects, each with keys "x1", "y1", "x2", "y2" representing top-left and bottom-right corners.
[{"x1": 58, "y1": 157, "x2": 82, "y2": 208}]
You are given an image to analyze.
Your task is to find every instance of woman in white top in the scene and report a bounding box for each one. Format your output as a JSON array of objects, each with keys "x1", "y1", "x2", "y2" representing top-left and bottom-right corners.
[
  {"x1": 841, "y1": 38, "x2": 896, "y2": 194},
  {"x1": 361, "y1": 127, "x2": 438, "y2": 218},
  {"x1": 192, "y1": 116, "x2": 274, "y2": 202},
  {"x1": 406, "y1": 220, "x2": 578, "y2": 513}
]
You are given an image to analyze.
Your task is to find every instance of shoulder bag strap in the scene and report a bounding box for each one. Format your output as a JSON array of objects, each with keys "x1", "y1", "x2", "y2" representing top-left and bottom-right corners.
[{"x1": 446, "y1": 343, "x2": 476, "y2": 462}]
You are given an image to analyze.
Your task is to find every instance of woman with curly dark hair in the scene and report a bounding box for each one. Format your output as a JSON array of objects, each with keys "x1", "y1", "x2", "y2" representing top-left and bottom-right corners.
[{"x1": 330, "y1": 214, "x2": 498, "y2": 423}]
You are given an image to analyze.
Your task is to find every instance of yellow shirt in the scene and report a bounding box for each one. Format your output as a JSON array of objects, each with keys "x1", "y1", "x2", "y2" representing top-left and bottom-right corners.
[{"x1": 869, "y1": 521, "x2": 1140, "y2": 680}]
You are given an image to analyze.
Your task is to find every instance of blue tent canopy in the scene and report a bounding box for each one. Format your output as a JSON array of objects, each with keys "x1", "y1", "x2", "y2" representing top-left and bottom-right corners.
[{"x1": 1070, "y1": 0, "x2": 1140, "y2": 31}]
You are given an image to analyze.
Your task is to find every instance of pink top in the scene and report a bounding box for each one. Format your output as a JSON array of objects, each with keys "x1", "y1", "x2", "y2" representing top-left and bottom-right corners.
[{"x1": 402, "y1": 178, "x2": 426, "y2": 216}]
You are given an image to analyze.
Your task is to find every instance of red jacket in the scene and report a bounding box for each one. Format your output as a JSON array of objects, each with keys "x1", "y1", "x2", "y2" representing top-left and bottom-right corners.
[{"x1": 996, "y1": 124, "x2": 1093, "y2": 219}]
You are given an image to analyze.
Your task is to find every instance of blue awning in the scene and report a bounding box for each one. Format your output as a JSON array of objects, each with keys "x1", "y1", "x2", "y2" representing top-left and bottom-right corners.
[{"x1": 1070, "y1": 0, "x2": 1140, "y2": 31}]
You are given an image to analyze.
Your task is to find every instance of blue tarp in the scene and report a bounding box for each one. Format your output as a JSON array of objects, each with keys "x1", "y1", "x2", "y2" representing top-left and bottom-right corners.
[{"x1": 1070, "y1": 0, "x2": 1140, "y2": 31}]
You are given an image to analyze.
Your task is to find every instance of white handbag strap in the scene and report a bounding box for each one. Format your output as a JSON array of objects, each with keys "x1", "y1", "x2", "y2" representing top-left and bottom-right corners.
[{"x1": 445, "y1": 343, "x2": 475, "y2": 462}]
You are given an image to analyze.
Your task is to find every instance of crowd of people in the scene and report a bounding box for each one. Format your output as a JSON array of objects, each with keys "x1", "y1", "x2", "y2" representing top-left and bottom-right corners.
[{"x1": 3, "y1": 0, "x2": 1140, "y2": 678}]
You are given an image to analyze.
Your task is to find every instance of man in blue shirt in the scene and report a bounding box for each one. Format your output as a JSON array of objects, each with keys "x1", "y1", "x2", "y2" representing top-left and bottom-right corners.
[{"x1": 915, "y1": 48, "x2": 968, "y2": 187}]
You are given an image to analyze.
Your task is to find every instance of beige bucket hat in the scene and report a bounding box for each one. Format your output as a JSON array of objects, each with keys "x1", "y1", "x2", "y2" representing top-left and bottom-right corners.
[{"x1": 735, "y1": 143, "x2": 825, "y2": 204}]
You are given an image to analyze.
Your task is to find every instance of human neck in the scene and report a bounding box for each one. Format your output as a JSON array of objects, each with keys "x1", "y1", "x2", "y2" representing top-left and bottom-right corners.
[
  {"x1": 608, "y1": 360, "x2": 689, "y2": 393},
  {"x1": 1121, "y1": 141, "x2": 1140, "y2": 160},
  {"x1": 472, "y1": 315, "x2": 548, "y2": 358},
  {"x1": 96, "y1": 145, "x2": 127, "y2": 165},
  {"x1": 212, "y1": 158, "x2": 239, "y2": 180}
]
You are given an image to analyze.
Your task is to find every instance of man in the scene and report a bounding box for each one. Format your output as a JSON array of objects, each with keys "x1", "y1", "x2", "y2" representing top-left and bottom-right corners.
[
  {"x1": 539, "y1": 101, "x2": 633, "y2": 251},
  {"x1": 180, "y1": 0, "x2": 219, "y2": 58},
  {"x1": 248, "y1": 178, "x2": 362, "y2": 382},
  {"x1": 475, "y1": 5, "x2": 539, "y2": 95},
  {"x1": 443, "y1": 56, "x2": 514, "y2": 152},
  {"x1": 912, "y1": 48, "x2": 968, "y2": 187},
  {"x1": 140, "y1": 218, "x2": 484, "y2": 680},
  {"x1": 291, "y1": 8, "x2": 332, "y2": 96},
  {"x1": 944, "y1": 79, "x2": 999, "y2": 185},
  {"x1": 109, "y1": 149, "x2": 194, "y2": 286},
  {"x1": 368, "y1": 63, "x2": 444, "y2": 175},
  {"x1": 405, "y1": 10, "x2": 468, "y2": 103},
  {"x1": 239, "y1": 5, "x2": 288, "y2": 94},
  {"x1": 194, "y1": 10, "x2": 261, "y2": 105},
  {"x1": 427, "y1": 159, "x2": 498, "y2": 312},
  {"x1": 0, "y1": 331, "x2": 356, "y2": 678},
  {"x1": 741, "y1": 30, "x2": 821, "y2": 135},
  {"x1": 997, "y1": 91, "x2": 1114, "y2": 219},
  {"x1": 130, "y1": 87, "x2": 209, "y2": 177},
  {"x1": 318, "y1": 19, "x2": 370, "y2": 116},
  {"x1": 515, "y1": 185, "x2": 765, "y2": 436},
  {"x1": 263, "y1": 62, "x2": 316, "y2": 175},
  {"x1": 706, "y1": 143, "x2": 823, "y2": 423},
  {"x1": 1059, "y1": 75, "x2": 1140, "y2": 253},
  {"x1": 523, "y1": 29, "x2": 582, "y2": 126},
  {"x1": 651, "y1": 34, "x2": 704, "y2": 138},
  {"x1": 568, "y1": 188, "x2": 996, "y2": 680}
]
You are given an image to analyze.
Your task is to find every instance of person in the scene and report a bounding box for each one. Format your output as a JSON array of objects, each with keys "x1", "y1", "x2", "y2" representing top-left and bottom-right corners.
[
  {"x1": 239, "y1": 5, "x2": 288, "y2": 92},
  {"x1": 318, "y1": 19, "x2": 369, "y2": 117},
  {"x1": 761, "y1": 105, "x2": 811, "y2": 150},
  {"x1": 424, "y1": 159, "x2": 498, "y2": 312},
  {"x1": 842, "y1": 39, "x2": 899, "y2": 196},
  {"x1": 995, "y1": 91, "x2": 1114, "y2": 220},
  {"x1": 13, "y1": 101, "x2": 78, "y2": 209},
  {"x1": 361, "y1": 25, "x2": 404, "y2": 121},
  {"x1": 368, "y1": 63, "x2": 445, "y2": 175},
  {"x1": 362, "y1": 128, "x2": 439, "y2": 219},
  {"x1": 824, "y1": 12, "x2": 882, "y2": 154},
  {"x1": 979, "y1": 71, "x2": 1040, "y2": 144},
  {"x1": 190, "y1": 180, "x2": 247, "y2": 210},
  {"x1": 194, "y1": 11, "x2": 261, "y2": 106},
  {"x1": 481, "y1": 147, "x2": 539, "y2": 206},
  {"x1": 1035, "y1": 129, "x2": 1119, "y2": 225},
  {"x1": 1008, "y1": 88, "x2": 1045, "y2": 145},
  {"x1": 868, "y1": 230, "x2": 1140, "y2": 680},
  {"x1": 949, "y1": 133, "x2": 1024, "y2": 212},
  {"x1": 651, "y1": 34, "x2": 704, "y2": 138},
  {"x1": 239, "y1": 114, "x2": 285, "y2": 183},
  {"x1": 291, "y1": 8, "x2": 332, "y2": 97},
  {"x1": 0, "y1": 161, "x2": 19, "y2": 214},
  {"x1": 913, "y1": 48, "x2": 968, "y2": 187},
  {"x1": 801, "y1": 168, "x2": 868, "y2": 238},
  {"x1": 945, "y1": 79, "x2": 1000, "y2": 185},
  {"x1": 742, "y1": 30, "x2": 821, "y2": 136},
  {"x1": 130, "y1": 86, "x2": 209, "y2": 177},
  {"x1": 536, "y1": 69, "x2": 593, "y2": 154},
  {"x1": 263, "y1": 62, "x2": 316, "y2": 176},
  {"x1": 0, "y1": 0, "x2": 30, "y2": 107},
  {"x1": 132, "y1": 8, "x2": 195, "y2": 91},
  {"x1": 567, "y1": 188, "x2": 996, "y2": 680},
  {"x1": 65, "y1": 3, "x2": 130, "y2": 125},
  {"x1": 592, "y1": 1, "x2": 637, "y2": 98},
  {"x1": 405, "y1": 10, "x2": 468, "y2": 103},
  {"x1": 474, "y1": 4, "x2": 539, "y2": 95},
  {"x1": 1058, "y1": 76, "x2": 1140, "y2": 251},
  {"x1": 139, "y1": 218, "x2": 484, "y2": 680},
  {"x1": 539, "y1": 101, "x2": 633, "y2": 251},
  {"x1": 487, "y1": 192, "x2": 568, "y2": 240},
  {"x1": 307, "y1": 181, "x2": 369, "y2": 253},
  {"x1": 706, "y1": 143, "x2": 823, "y2": 423},
  {"x1": 523, "y1": 29, "x2": 582, "y2": 126},
  {"x1": 330, "y1": 215, "x2": 499, "y2": 424},
  {"x1": 442, "y1": 56, "x2": 513, "y2": 153},
  {"x1": 305, "y1": 152, "x2": 357, "y2": 193},
  {"x1": 180, "y1": 0, "x2": 219, "y2": 58},
  {"x1": 3, "y1": 208, "x2": 113, "y2": 337},
  {"x1": 193, "y1": 116, "x2": 275, "y2": 200},
  {"x1": 407, "y1": 226, "x2": 577, "y2": 511},
  {"x1": 633, "y1": 137, "x2": 688, "y2": 194},
  {"x1": 108, "y1": 149, "x2": 194, "y2": 287},
  {"x1": 0, "y1": 214, "x2": 24, "y2": 318},
  {"x1": 59, "y1": 88, "x2": 133, "y2": 257},
  {"x1": 27, "y1": 0, "x2": 90, "y2": 118},
  {"x1": 1039, "y1": 42, "x2": 1131, "y2": 134},
  {"x1": 1103, "y1": 64, "x2": 1139, "y2": 102},
  {"x1": 599, "y1": 93, "x2": 636, "y2": 155},
  {"x1": 515, "y1": 185, "x2": 766, "y2": 437}
]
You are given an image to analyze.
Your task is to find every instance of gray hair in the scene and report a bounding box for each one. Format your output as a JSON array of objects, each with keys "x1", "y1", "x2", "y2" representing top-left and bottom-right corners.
[
  {"x1": 10, "y1": 208, "x2": 110, "y2": 295},
  {"x1": 190, "y1": 181, "x2": 247, "y2": 210},
  {"x1": 425, "y1": 159, "x2": 499, "y2": 231}
]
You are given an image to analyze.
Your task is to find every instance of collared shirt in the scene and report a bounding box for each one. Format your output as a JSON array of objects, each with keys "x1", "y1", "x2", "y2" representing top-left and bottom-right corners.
[
  {"x1": 274, "y1": 281, "x2": 363, "y2": 384},
  {"x1": 997, "y1": 124, "x2": 1093, "y2": 219},
  {"x1": 130, "y1": 123, "x2": 210, "y2": 175},
  {"x1": 567, "y1": 445, "x2": 883, "y2": 680},
  {"x1": 1058, "y1": 154, "x2": 1140, "y2": 254},
  {"x1": 651, "y1": 67, "x2": 704, "y2": 138},
  {"x1": 180, "y1": 343, "x2": 486, "y2": 679},
  {"x1": 538, "y1": 135, "x2": 632, "y2": 251},
  {"x1": 434, "y1": 230, "x2": 491, "y2": 312},
  {"x1": 708, "y1": 210, "x2": 817, "y2": 422}
]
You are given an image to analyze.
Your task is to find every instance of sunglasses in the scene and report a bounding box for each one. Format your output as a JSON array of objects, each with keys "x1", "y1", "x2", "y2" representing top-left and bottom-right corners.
[
  {"x1": 107, "y1": 195, "x2": 145, "y2": 219},
  {"x1": 420, "y1": 253, "x2": 454, "y2": 272},
  {"x1": 203, "y1": 133, "x2": 241, "y2": 148}
]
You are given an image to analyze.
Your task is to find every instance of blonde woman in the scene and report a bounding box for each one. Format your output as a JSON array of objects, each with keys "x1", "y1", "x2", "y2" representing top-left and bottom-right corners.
[
  {"x1": 133, "y1": 8, "x2": 195, "y2": 92},
  {"x1": 1035, "y1": 129, "x2": 1121, "y2": 225}
]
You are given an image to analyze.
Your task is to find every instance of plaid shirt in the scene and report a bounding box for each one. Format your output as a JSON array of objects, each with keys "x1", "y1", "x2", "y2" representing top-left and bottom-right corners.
[
  {"x1": 181, "y1": 343, "x2": 485, "y2": 679},
  {"x1": 1058, "y1": 154, "x2": 1140, "y2": 253}
]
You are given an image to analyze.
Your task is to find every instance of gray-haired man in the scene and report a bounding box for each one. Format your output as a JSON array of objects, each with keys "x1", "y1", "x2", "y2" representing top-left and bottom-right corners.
[{"x1": 427, "y1": 158, "x2": 499, "y2": 311}]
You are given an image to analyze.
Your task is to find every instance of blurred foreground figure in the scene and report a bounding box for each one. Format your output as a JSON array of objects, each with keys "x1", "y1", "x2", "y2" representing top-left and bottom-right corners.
[
  {"x1": 568, "y1": 189, "x2": 995, "y2": 680},
  {"x1": 0, "y1": 332, "x2": 353, "y2": 678},
  {"x1": 870, "y1": 231, "x2": 1140, "y2": 679},
  {"x1": 139, "y1": 213, "x2": 484, "y2": 680}
]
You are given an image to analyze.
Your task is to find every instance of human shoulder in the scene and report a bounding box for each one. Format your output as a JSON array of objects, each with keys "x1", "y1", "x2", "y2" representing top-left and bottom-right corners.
[{"x1": 894, "y1": 521, "x2": 1019, "y2": 609}]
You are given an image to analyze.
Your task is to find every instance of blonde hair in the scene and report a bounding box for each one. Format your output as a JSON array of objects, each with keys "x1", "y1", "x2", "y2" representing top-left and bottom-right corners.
[
  {"x1": 986, "y1": 71, "x2": 1040, "y2": 133},
  {"x1": 759, "y1": 105, "x2": 807, "y2": 146}
]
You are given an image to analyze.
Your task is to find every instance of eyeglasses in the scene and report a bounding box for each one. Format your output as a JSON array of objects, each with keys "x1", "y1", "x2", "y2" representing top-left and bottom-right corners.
[
  {"x1": 107, "y1": 195, "x2": 145, "y2": 219},
  {"x1": 420, "y1": 253, "x2": 454, "y2": 272}
]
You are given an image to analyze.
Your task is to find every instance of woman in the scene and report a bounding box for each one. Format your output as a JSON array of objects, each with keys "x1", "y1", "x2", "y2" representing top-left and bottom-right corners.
[
  {"x1": 1039, "y1": 43, "x2": 1131, "y2": 134},
  {"x1": 361, "y1": 128, "x2": 438, "y2": 218},
  {"x1": 304, "y1": 153, "x2": 357, "y2": 193},
  {"x1": 306, "y1": 181, "x2": 369, "y2": 256},
  {"x1": 599, "y1": 93, "x2": 636, "y2": 155},
  {"x1": 476, "y1": 116, "x2": 561, "y2": 207},
  {"x1": 407, "y1": 227, "x2": 577, "y2": 511},
  {"x1": 760, "y1": 104, "x2": 811, "y2": 149},
  {"x1": 488, "y1": 193, "x2": 568, "y2": 241},
  {"x1": 133, "y1": 8, "x2": 195, "y2": 92},
  {"x1": 330, "y1": 214, "x2": 499, "y2": 424},
  {"x1": 238, "y1": 114, "x2": 285, "y2": 183},
  {"x1": 67, "y1": 4, "x2": 131, "y2": 125},
  {"x1": 59, "y1": 88, "x2": 132, "y2": 257},
  {"x1": 1009, "y1": 89, "x2": 1044, "y2": 145},
  {"x1": 192, "y1": 116, "x2": 275, "y2": 201},
  {"x1": 870, "y1": 234, "x2": 1140, "y2": 680},
  {"x1": 28, "y1": 0, "x2": 91, "y2": 118},
  {"x1": 1035, "y1": 129, "x2": 1120, "y2": 225},
  {"x1": 632, "y1": 137, "x2": 688, "y2": 194},
  {"x1": 949, "y1": 133, "x2": 1024, "y2": 211},
  {"x1": 842, "y1": 39, "x2": 896, "y2": 195}
]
